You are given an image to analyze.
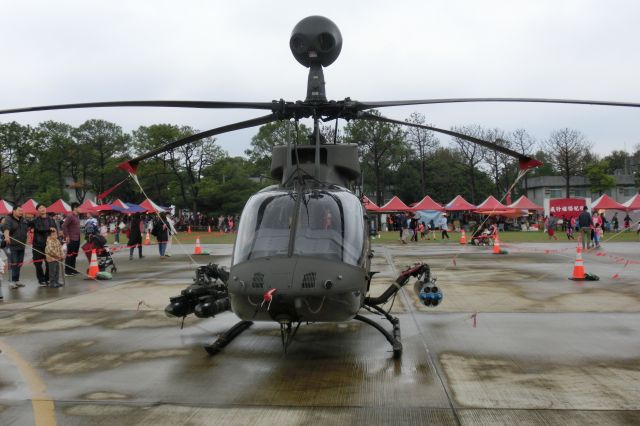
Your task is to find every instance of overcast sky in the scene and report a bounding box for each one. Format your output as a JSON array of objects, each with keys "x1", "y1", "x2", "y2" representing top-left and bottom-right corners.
[{"x1": 2, "y1": 0, "x2": 639, "y2": 159}]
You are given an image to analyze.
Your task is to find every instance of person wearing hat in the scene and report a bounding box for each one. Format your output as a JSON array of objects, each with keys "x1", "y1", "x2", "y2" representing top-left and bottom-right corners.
[{"x1": 439, "y1": 214, "x2": 450, "y2": 240}]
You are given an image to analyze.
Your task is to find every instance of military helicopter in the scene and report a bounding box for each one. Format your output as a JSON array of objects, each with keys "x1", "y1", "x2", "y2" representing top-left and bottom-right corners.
[{"x1": 2, "y1": 16, "x2": 639, "y2": 358}]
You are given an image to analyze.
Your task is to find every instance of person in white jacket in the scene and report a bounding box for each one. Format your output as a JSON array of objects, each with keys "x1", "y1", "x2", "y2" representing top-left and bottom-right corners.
[{"x1": 164, "y1": 215, "x2": 177, "y2": 257}]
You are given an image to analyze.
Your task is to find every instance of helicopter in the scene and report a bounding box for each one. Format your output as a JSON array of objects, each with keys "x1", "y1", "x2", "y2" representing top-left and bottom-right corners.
[{"x1": 2, "y1": 15, "x2": 639, "y2": 358}]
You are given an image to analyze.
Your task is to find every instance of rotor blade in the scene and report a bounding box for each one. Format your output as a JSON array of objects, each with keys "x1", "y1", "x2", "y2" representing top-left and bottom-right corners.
[
  {"x1": 119, "y1": 113, "x2": 280, "y2": 173},
  {"x1": 357, "y1": 112, "x2": 542, "y2": 170},
  {"x1": 0, "y1": 100, "x2": 275, "y2": 115},
  {"x1": 354, "y1": 97, "x2": 640, "y2": 110}
]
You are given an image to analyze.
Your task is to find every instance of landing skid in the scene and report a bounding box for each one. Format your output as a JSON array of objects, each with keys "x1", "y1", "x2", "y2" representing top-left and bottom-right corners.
[
  {"x1": 203, "y1": 319, "x2": 303, "y2": 356},
  {"x1": 355, "y1": 313, "x2": 402, "y2": 358},
  {"x1": 204, "y1": 320, "x2": 253, "y2": 356},
  {"x1": 360, "y1": 263, "x2": 430, "y2": 358},
  {"x1": 279, "y1": 321, "x2": 302, "y2": 353}
]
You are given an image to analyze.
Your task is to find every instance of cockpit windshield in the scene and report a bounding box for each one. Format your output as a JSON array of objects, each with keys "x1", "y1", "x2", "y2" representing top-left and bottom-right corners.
[
  {"x1": 232, "y1": 189, "x2": 365, "y2": 266},
  {"x1": 233, "y1": 191, "x2": 296, "y2": 262},
  {"x1": 294, "y1": 190, "x2": 364, "y2": 265}
]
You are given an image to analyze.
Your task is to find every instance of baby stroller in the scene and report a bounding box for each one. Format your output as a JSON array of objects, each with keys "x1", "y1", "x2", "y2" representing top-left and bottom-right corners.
[
  {"x1": 470, "y1": 225, "x2": 497, "y2": 246},
  {"x1": 82, "y1": 234, "x2": 117, "y2": 273}
]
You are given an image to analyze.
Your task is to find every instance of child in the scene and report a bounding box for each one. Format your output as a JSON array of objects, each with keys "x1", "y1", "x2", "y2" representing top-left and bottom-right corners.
[
  {"x1": 429, "y1": 219, "x2": 436, "y2": 240},
  {"x1": 45, "y1": 229, "x2": 65, "y2": 288},
  {"x1": 594, "y1": 223, "x2": 603, "y2": 249},
  {"x1": 566, "y1": 217, "x2": 575, "y2": 240}
]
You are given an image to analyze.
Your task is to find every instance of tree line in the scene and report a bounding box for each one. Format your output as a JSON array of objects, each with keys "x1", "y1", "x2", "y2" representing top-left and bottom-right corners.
[{"x1": 1, "y1": 114, "x2": 638, "y2": 214}]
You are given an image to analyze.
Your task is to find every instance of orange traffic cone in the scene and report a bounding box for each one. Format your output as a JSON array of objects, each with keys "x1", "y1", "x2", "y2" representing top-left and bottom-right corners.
[
  {"x1": 208, "y1": 225, "x2": 212, "y2": 233},
  {"x1": 492, "y1": 233, "x2": 502, "y2": 254},
  {"x1": 194, "y1": 237, "x2": 202, "y2": 255},
  {"x1": 188, "y1": 225, "x2": 192, "y2": 234},
  {"x1": 569, "y1": 245, "x2": 586, "y2": 280},
  {"x1": 87, "y1": 249, "x2": 99, "y2": 279},
  {"x1": 144, "y1": 231, "x2": 151, "y2": 245},
  {"x1": 459, "y1": 230, "x2": 467, "y2": 245}
]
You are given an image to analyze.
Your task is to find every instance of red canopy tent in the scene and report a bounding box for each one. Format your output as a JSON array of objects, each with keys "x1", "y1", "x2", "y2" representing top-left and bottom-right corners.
[
  {"x1": 444, "y1": 195, "x2": 476, "y2": 211},
  {"x1": 139, "y1": 198, "x2": 169, "y2": 214},
  {"x1": 78, "y1": 199, "x2": 98, "y2": 213},
  {"x1": 476, "y1": 209, "x2": 528, "y2": 219},
  {"x1": 508, "y1": 195, "x2": 543, "y2": 211},
  {"x1": 475, "y1": 195, "x2": 507, "y2": 212},
  {"x1": 110, "y1": 199, "x2": 129, "y2": 210},
  {"x1": 361, "y1": 196, "x2": 380, "y2": 212},
  {"x1": 622, "y1": 193, "x2": 640, "y2": 211},
  {"x1": 91, "y1": 204, "x2": 114, "y2": 213},
  {"x1": 410, "y1": 195, "x2": 444, "y2": 211},
  {"x1": 591, "y1": 194, "x2": 626, "y2": 211},
  {"x1": 0, "y1": 200, "x2": 13, "y2": 215},
  {"x1": 379, "y1": 196, "x2": 411, "y2": 212},
  {"x1": 21, "y1": 199, "x2": 39, "y2": 215},
  {"x1": 47, "y1": 199, "x2": 71, "y2": 214}
]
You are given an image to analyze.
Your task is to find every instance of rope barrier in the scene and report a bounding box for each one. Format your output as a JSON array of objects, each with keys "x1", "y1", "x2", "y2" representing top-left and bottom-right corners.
[{"x1": 128, "y1": 173, "x2": 200, "y2": 266}]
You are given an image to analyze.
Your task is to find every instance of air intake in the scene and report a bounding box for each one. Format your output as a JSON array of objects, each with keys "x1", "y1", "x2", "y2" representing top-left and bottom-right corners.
[
  {"x1": 252, "y1": 273, "x2": 264, "y2": 289},
  {"x1": 302, "y1": 272, "x2": 316, "y2": 289}
]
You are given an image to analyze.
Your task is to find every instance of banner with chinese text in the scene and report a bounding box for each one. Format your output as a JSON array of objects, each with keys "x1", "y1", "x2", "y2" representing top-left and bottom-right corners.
[{"x1": 549, "y1": 198, "x2": 586, "y2": 219}]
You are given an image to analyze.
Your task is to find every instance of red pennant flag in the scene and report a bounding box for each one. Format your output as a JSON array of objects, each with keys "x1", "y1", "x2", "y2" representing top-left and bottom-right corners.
[
  {"x1": 117, "y1": 160, "x2": 138, "y2": 174},
  {"x1": 97, "y1": 177, "x2": 129, "y2": 200},
  {"x1": 96, "y1": 178, "x2": 124, "y2": 200}
]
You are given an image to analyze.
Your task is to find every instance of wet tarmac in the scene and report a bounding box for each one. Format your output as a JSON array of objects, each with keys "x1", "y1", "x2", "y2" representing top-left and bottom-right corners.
[{"x1": 0, "y1": 241, "x2": 639, "y2": 425}]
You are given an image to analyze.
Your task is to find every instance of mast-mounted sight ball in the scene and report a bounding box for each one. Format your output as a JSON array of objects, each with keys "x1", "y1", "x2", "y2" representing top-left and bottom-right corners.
[{"x1": 290, "y1": 16, "x2": 342, "y2": 68}]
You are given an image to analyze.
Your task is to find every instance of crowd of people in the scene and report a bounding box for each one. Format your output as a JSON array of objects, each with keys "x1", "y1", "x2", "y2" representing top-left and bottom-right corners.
[
  {"x1": 544, "y1": 210, "x2": 638, "y2": 247},
  {"x1": 172, "y1": 213, "x2": 238, "y2": 233},
  {"x1": 0, "y1": 202, "x2": 191, "y2": 300},
  {"x1": 1, "y1": 198, "x2": 636, "y2": 301},
  {"x1": 387, "y1": 213, "x2": 450, "y2": 244}
]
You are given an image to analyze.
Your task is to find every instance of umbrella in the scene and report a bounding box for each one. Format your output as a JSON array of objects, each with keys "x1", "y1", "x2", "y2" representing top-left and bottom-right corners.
[
  {"x1": 475, "y1": 208, "x2": 528, "y2": 219},
  {"x1": 110, "y1": 199, "x2": 130, "y2": 210},
  {"x1": 111, "y1": 200, "x2": 146, "y2": 214}
]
